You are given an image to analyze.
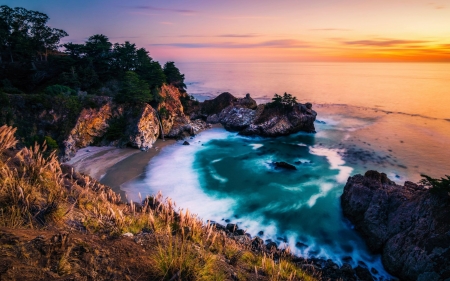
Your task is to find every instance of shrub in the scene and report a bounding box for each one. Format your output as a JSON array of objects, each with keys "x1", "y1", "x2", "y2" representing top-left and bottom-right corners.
[
  {"x1": 45, "y1": 84, "x2": 77, "y2": 96},
  {"x1": 115, "y1": 71, "x2": 152, "y2": 104},
  {"x1": 420, "y1": 174, "x2": 450, "y2": 195}
]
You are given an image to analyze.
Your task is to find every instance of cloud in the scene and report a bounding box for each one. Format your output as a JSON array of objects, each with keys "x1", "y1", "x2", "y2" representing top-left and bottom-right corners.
[
  {"x1": 150, "y1": 39, "x2": 310, "y2": 49},
  {"x1": 167, "y1": 33, "x2": 261, "y2": 38},
  {"x1": 343, "y1": 39, "x2": 430, "y2": 47},
  {"x1": 218, "y1": 34, "x2": 260, "y2": 38},
  {"x1": 131, "y1": 5, "x2": 197, "y2": 15},
  {"x1": 310, "y1": 28, "x2": 351, "y2": 31},
  {"x1": 427, "y1": 2, "x2": 445, "y2": 9},
  {"x1": 214, "y1": 16, "x2": 278, "y2": 20}
]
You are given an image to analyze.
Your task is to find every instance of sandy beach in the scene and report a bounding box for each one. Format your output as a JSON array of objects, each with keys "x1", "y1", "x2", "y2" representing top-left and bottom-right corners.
[{"x1": 66, "y1": 139, "x2": 176, "y2": 200}]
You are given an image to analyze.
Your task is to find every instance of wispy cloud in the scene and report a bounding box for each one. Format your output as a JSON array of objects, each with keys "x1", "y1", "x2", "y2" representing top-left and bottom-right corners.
[
  {"x1": 343, "y1": 39, "x2": 430, "y2": 47},
  {"x1": 214, "y1": 15, "x2": 278, "y2": 20},
  {"x1": 159, "y1": 22, "x2": 175, "y2": 25},
  {"x1": 427, "y1": 2, "x2": 445, "y2": 9},
  {"x1": 310, "y1": 28, "x2": 351, "y2": 31},
  {"x1": 159, "y1": 33, "x2": 261, "y2": 38},
  {"x1": 131, "y1": 5, "x2": 197, "y2": 15},
  {"x1": 218, "y1": 34, "x2": 260, "y2": 38},
  {"x1": 151, "y1": 39, "x2": 310, "y2": 49}
]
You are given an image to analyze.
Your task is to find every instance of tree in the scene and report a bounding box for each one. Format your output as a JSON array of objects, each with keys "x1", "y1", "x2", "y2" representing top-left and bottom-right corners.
[
  {"x1": 0, "y1": 5, "x2": 68, "y2": 62},
  {"x1": 115, "y1": 71, "x2": 152, "y2": 104},
  {"x1": 270, "y1": 92, "x2": 297, "y2": 107},
  {"x1": 420, "y1": 174, "x2": 450, "y2": 195},
  {"x1": 135, "y1": 48, "x2": 165, "y2": 89},
  {"x1": 163, "y1": 61, "x2": 186, "y2": 91},
  {"x1": 111, "y1": 41, "x2": 138, "y2": 73}
]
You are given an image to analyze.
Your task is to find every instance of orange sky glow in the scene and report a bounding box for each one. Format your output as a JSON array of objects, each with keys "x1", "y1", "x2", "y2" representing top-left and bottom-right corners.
[{"x1": 6, "y1": 0, "x2": 450, "y2": 62}]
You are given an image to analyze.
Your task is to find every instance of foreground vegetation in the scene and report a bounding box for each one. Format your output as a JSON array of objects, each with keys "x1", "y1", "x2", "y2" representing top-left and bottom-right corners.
[{"x1": 0, "y1": 124, "x2": 319, "y2": 280}]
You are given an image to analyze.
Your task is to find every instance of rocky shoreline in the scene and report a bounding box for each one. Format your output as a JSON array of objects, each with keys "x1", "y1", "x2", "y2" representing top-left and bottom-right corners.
[
  {"x1": 204, "y1": 219, "x2": 381, "y2": 281},
  {"x1": 341, "y1": 170, "x2": 450, "y2": 281},
  {"x1": 60, "y1": 88, "x2": 317, "y2": 161}
]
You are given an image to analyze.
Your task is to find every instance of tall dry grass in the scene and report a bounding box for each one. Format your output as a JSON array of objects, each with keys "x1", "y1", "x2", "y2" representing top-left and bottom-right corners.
[
  {"x1": 0, "y1": 125, "x2": 18, "y2": 153},
  {"x1": 0, "y1": 124, "x2": 320, "y2": 281},
  {"x1": 0, "y1": 125, "x2": 66, "y2": 227}
]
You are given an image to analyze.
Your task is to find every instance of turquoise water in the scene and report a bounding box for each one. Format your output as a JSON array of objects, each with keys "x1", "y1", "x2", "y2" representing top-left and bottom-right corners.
[{"x1": 123, "y1": 63, "x2": 450, "y2": 279}]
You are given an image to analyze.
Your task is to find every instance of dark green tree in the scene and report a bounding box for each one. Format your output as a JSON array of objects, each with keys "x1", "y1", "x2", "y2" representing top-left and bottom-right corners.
[
  {"x1": 163, "y1": 61, "x2": 186, "y2": 91},
  {"x1": 135, "y1": 48, "x2": 165, "y2": 89},
  {"x1": 0, "y1": 5, "x2": 68, "y2": 62},
  {"x1": 115, "y1": 71, "x2": 152, "y2": 104},
  {"x1": 112, "y1": 41, "x2": 138, "y2": 73},
  {"x1": 420, "y1": 174, "x2": 450, "y2": 195}
]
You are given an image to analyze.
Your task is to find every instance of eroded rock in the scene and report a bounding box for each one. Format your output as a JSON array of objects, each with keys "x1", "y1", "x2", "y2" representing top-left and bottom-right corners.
[{"x1": 341, "y1": 170, "x2": 450, "y2": 281}]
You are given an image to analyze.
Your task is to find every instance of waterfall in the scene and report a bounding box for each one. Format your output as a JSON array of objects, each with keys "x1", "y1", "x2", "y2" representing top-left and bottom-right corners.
[{"x1": 156, "y1": 111, "x2": 165, "y2": 141}]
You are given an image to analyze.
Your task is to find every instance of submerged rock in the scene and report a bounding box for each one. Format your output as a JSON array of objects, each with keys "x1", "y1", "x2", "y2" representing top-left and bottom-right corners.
[
  {"x1": 182, "y1": 141, "x2": 190, "y2": 145},
  {"x1": 273, "y1": 161, "x2": 297, "y2": 170},
  {"x1": 341, "y1": 170, "x2": 450, "y2": 281}
]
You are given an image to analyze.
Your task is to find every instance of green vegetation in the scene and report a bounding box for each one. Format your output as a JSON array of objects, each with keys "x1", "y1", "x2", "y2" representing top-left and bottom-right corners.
[
  {"x1": 115, "y1": 71, "x2": 152, "y2": 104},
  {"x1": 420, "y1": 174, "x2": 450, "y2": 195},
  {"x1": 104, "y1": 116, "x2": 127, "y2": 141},
  {"x1": 163, "y1": 61, "x2": 186, "y2": 92},
  {"x1": 0, "y1": 5, "x2": 184, "y2": 104},
  {"x1": 270, "y1": 92, "x2": 298, "y2": 107},
  {"x1": 44, "y1": 84, "x2": 76, "y2": 96}
]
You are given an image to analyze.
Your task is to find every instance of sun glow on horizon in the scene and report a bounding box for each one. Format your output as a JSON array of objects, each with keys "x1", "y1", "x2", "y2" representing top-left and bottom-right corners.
[{"x1": 4, "y1": 0, "x2": 450, "y2": 62}]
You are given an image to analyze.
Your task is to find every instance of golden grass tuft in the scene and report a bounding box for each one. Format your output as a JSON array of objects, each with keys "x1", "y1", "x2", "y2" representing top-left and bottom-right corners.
[{"x1": 0, "y1": 125, "x2": 18, "y2": 153}]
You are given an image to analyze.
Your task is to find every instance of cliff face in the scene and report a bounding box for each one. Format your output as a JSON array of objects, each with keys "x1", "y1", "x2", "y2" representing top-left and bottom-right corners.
[
  {"x1": 157, "y1": 84, "x2": 191, "y2": 137},
  {"x1": 341, "y1": 171, "x2": 450, "y2": 281},
  {"x1": 63, "y1": 98, "x2": 118, "y2": 160},
  {"x1": 200, "y1": 93, "x2": 316, "y2": 136},
  {"x1": 125, "y1": 104, "x2": 160, "y2": 150}
]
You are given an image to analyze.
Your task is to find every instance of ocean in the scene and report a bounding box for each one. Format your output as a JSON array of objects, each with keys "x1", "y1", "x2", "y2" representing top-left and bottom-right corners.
[{"x1": 123, "y1": 62, "x2": 450, "y2": 279}]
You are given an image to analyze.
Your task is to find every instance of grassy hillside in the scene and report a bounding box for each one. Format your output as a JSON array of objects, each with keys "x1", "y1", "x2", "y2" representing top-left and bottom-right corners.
[{"x1": 0, "y1": 124, "x2": 320, "y2": 281}]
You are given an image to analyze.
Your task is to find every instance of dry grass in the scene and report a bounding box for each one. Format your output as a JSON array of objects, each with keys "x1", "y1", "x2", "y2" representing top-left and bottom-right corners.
[
  {"x1": 0, "y1": 125, "x2": 18, "y2": 153},
  {"x1": 0, "y1": 124, "x2": 320, "y2": 281}
]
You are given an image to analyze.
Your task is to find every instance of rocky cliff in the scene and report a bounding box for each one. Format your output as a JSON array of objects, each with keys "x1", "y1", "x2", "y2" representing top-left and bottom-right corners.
[
  {"x1": 341, "y1": 171, "x2": 450, "y2": 281},
  {"x1": 198, "y1": 92, "x2": 316, "y2": 136}
]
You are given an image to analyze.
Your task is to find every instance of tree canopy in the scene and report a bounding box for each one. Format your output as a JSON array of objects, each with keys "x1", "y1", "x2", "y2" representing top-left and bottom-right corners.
[
  {"x1": 270, "y1": 92, "x2": 298, "y2": 107},
  {"x1": 163, "y1": 61, "x2": 186, "y2": 92},
  {"x1": 0, "y1": 5, "x2": 187, "y2": 104},
  {"x1": 0, "y1": 5, "x2": 68, "y2": 62}
]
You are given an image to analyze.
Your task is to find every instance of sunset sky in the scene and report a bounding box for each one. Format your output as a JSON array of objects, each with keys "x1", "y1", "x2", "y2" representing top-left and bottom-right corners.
[{"x1": 4, "y1": 0, "x2": 450, "y2": 62}]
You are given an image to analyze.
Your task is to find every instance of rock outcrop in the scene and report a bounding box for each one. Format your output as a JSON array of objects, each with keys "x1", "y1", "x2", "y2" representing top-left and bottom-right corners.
[
  {"x1": 200, "y1": 92, "x2": 316, "y2": 136},
  {"x1": 157, "y1": 84, "x2": 191, "y2": 137},
  {"x1": 125, "y1": 104, "x2": 160, "y2": 151},
  {"x1": 341, "y1": 170, "x2": 450, "y2": 281},
  {"x1": 63, "y1": 98, "x2": 117, "y2": 160}
]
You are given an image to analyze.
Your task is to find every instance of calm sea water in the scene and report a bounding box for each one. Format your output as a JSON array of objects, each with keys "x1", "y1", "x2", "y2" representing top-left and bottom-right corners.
[{"x1": 124, "y1": 63, "x2": 450, "y2": 279}]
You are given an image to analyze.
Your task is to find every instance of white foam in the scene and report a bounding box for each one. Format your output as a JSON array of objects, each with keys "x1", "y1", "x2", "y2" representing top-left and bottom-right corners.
[
  {"x1": 122, "y1": 128, "x2": 236, "y2": 221},
  {"x1": 250, "y1": 143, "x2": 263, "y2": 150},
  {"x1": 309, "y1": 147, "x2": 353, "y2": 183}
]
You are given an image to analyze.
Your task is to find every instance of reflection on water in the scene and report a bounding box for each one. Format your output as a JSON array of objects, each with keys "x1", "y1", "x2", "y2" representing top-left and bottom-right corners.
[{"x1": 179, "y1": 62, "x2": 450, "y2": 119}]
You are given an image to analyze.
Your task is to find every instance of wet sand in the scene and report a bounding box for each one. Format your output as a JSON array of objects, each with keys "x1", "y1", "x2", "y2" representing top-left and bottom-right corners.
[{"x1": 67, "y1": 139, "x2": 176, "y2": 200}]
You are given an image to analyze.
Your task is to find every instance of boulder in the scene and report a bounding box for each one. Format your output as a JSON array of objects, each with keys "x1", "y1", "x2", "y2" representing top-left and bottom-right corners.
[
  {"x1": 341, "y1": 170, "x2": 450, "y2": 281},
  {"x1": 63, "y1": 98, "x2": 115, "y2": 161},
  {"x1": 273, "y1": 161, "x2": 297, "y2": 170},
  {"x1": 226, "y1": 223, "x2": 238, "y2": 233},
  {"x1": 126, "y1": 104, "x2": 160, "y2": 150}
]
